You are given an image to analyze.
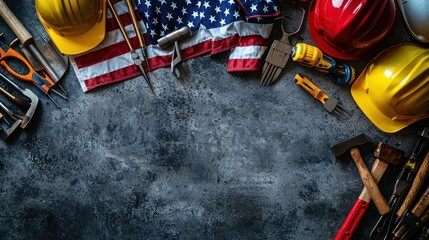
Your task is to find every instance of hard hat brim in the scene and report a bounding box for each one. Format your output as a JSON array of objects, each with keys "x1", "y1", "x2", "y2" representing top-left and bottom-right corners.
[
  {"x1": 351, "y1": 44, "x2": 423, "y2": 133},
  {"x1": 41, "y1": 1, "x2": 107, "y2": 55}
]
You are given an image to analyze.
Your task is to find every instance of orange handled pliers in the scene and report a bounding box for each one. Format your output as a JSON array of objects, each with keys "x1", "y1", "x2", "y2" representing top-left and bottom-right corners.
[{"x1": 0, "y1": 39, "x2": 66, "y2": 108}]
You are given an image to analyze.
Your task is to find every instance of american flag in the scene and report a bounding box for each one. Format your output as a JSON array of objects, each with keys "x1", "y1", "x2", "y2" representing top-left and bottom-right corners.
[{"x1": 70, "y1": 0, "x2": 280, "y2": 92}]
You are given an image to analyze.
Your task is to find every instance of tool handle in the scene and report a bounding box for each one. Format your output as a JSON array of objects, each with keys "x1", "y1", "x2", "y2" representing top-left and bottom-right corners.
[
  {"x1": 0, "y1": 49, "x2": 55, "y2": 95},
  {"x1": 294, "y1": 74, "x2": 329, "y2": 104},
  {"x1": 350, "y1": 148, "x2": 391, "y2": 215},
  {"x1": 398, "y1": 151, "x2": 429, "y2": 217},
  {"x1": 107, "y1": 0, "x2": 134, "y2": 51},
  {"x1": 335, "y1": 199, "x2": 370, "y2": 240},
  {"x1": 0, "y1": 0, "x2": 32, "y2": 45},
  {"x1": 412, "y1": 185, "x2": 429, "y2": 217},
  {"x1": 335, "y1": 159, "x2": 388, "y2": 240},
  {"x1": 125, "y1": 0, "x2": 145, "y2": 48},
  {"x1": 0, "y1": 85, "x2": 15, "y2": 100}
]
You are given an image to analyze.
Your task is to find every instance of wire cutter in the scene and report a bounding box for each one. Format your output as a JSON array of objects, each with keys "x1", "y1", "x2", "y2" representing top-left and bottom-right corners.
[
  {"x1": 107, "y1": 0, "x2": 154, "y2": 93},
  {"x1": 0, "y1": 36, "x2": 67, "y2": 108}
]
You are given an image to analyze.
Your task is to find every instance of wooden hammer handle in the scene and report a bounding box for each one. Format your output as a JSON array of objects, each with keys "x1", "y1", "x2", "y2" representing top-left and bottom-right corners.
[
  {"x1": 397, "y1": 151, "x2": 429, "y2": 217},
  {"x1": 0, "y1": 0, "x2": 32, "y2": 45},
  {"x1": 412, "y1": 185, "x2": 429, "y2": 217},
  {"x1": 350, "y1": 148, "x2": 390, "y2": 215}
]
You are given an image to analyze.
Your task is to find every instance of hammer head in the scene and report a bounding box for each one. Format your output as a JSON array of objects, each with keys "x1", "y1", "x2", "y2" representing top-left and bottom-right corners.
[
  {"x1": 374, "y1": 142, "x2": 404, "y2": 165},
  {"x1": 331, "y1": 134, "x2": 370, "y2": 158}
]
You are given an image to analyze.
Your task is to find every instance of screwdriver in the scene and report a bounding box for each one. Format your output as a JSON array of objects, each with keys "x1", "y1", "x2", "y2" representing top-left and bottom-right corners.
[{"x1": 0, "y1": 85, "x2": 30, "y2": 109}]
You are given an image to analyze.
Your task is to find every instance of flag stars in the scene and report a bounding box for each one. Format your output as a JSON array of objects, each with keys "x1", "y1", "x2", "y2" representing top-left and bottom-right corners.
[
  {"x1": 200, "y1": 12, "x2": 205, "y2": 19},
  {"x1": 150, "y1": 29, "x2": 157, "y2": 37},
  {"x1": 182, "y1": 7, "x2": 187, "y2": 15},
  {"x1": 186, "y1": 0, "x2": 191, "y2": 4},
  {"x1": 166, "y1": 12, "x2": 173, "y2": 20},
  {"x1": 192, "y1": 11, "x2": 199, "y2": 18},
  {"x1": 250, "y1": 4, "x2": 257, "y2": 12},
  {"x1": 145, "y1": 0, "x2": 151, "y2": 7},
  {"x1": 196, "y1": 1, "x2": 201, "y2": 7},
  {"x1": 233, "y1": 11, "x2": 240, "y2": 19},
  {"x1": 158, "y1": 0, "x2": 166, "y2": 5},
  {"x1": 215, "y1": 6, "x2": 221, "y2": 13},
  {"x1": 177, "y1": 17, "x2": 183, "y2": 24},
  {"x1": 209, "y1": 15, "x2": 216, "y2": 23},
  {"x1": 220, "y1": 18, "x2": 226, "y2": 25},
  {"x1": 224, "y1": 8, "x2": 230, "y2": 16},
  {"x1": 187, "y1": 21, "x2": 195, "y2": 28},
  {"x1": 152, "y1": 18, "x2": 159, "y2": 25},
  {"x1": 171, "y1": 2, "x2": 177, "y2": 10},
  {"x1": 155, "y1": 6, "x2": 161, "y2": 14},
  {"x1": 263, "y1": 5, "x2": 269, "y2": 13},
  {"x1": 162, "y1": 23, "x2": 168, "y2": 30},
  {"x1": 228, "y1": 0, "x2": 234, "y2": 5},
  {"x1": 203, "y1": 1, "x2": 210, "y2": 8}
]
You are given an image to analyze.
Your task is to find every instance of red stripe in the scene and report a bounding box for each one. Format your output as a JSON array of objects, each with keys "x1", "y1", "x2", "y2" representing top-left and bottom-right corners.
[
  {"x1": 236, "y1": 35, "x2": 269, "y2": 47},
  {"x1": 227, "y1": 59, "x2": 260, "y2": 72},
  {"x1": 84, "y1": 65, "x2": 140, "y2": 91},
  {"x1": 73, "y1": 37, "x2": 142, "y2": 69},
  {"x1": 75, "y1": 34, "x2": 265, "y2": 69}
]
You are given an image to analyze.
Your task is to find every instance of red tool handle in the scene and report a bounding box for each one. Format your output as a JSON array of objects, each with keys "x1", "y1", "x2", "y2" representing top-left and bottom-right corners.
[{"x1": 334, "y1": 199, "x2": 370, "y2": 240}]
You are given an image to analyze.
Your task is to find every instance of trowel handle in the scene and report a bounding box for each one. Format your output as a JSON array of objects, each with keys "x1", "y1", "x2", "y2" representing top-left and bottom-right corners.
[{"x1": 0, "y1": 0, "x2": 33, "y2": 45}]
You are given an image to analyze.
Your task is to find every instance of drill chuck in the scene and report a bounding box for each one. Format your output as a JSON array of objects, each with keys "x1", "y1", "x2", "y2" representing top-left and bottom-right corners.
[{"x1": 292, "y1": 43, "x2": 356, "y2": 85}]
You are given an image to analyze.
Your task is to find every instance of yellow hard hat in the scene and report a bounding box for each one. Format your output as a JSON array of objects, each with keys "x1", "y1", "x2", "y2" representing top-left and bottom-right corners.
[
  {"x1": 351, "y1": 44, "x2": 429, "y2": 133},
  {"x1": 35, "y1": 0, "x2": 107, "y2": 55}
]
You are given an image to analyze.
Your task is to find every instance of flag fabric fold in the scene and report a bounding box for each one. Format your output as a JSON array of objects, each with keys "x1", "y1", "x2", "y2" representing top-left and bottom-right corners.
[{"x1": 70, "y1": 0, "x2": 280, "y2": 92}]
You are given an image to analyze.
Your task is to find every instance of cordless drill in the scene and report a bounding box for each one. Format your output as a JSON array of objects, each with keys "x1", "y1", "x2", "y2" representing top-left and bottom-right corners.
[{"x1": 291, "y1": 43, "x2": 356, "y2": 85}]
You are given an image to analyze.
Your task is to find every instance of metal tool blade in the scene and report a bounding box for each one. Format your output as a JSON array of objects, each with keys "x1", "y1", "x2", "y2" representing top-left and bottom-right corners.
[
  {"x1": 34, "y1": 39, "x2": 68, "y2": 83},
  {"x1": 0, "y1": 118, "x2": 21, "y2": 139}
]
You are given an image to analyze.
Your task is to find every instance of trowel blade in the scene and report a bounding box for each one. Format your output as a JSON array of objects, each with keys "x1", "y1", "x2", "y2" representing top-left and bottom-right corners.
[{"x1": 34, "y1": 39, "x2": 68, "y2": 82}]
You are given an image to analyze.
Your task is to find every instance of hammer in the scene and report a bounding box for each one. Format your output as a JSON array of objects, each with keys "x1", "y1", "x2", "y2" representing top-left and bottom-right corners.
[
  {"x1": 335, "y1": 142, "x2": 403, "y2": 240},
  {"x1": 397, "y1": 128, "x2": 429, "y2": 218},
  {"x1": 331, "y1": 134, "x2": 390, "y2": 215}
]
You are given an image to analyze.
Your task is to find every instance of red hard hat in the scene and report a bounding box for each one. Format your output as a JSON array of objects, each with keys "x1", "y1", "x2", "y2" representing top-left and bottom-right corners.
[{"x1": 308, "y1": 0, "x2": 397, "y2": 60}]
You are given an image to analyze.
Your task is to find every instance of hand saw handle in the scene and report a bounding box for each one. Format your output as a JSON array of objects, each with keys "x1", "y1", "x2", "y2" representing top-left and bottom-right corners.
[
  {"x1": 0, "y1": 0, "x2": 32, "y2": 45},
  {"x1": 294, "y1": 74, "x2": 329, "y2": 104}
]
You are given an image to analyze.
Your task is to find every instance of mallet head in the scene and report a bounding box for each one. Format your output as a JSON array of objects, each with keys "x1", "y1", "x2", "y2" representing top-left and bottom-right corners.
[{"x1": 374, "y1": 142, "x2": 404, "y2": 165}]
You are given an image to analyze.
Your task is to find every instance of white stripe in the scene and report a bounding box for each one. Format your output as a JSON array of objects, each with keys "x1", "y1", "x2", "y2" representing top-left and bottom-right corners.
[
  {"x1": 229, "y1": 45, "x2": 267, "y2": 59},
  {"x1": 74, "y1": 52, "x2": 136, "y2": 80}
]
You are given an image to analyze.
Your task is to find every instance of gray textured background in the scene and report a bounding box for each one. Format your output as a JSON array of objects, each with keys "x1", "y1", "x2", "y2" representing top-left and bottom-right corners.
[{"x1": 1, "y1": 1, "x2": 428, "y2": 239}]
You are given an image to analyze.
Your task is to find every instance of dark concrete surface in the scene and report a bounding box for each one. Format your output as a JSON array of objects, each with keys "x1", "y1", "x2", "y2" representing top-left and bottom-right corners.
[{"x1": 0, "y1": 1, "x2": 428, "y2": 239}]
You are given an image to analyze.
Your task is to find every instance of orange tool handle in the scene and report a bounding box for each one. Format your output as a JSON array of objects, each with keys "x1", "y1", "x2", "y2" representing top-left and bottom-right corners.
[
  {"x1": 294, "y1": 74, "x2": 329, "y2": 104},
  {"x1": 0, "y1": 47, "x2": 55, "y2": 94}
]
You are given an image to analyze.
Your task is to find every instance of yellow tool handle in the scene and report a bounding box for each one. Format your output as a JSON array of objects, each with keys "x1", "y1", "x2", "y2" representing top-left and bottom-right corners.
[
  {"x1": 294, "y1": 74, "x2": 329, "y2": 104},
  {"x1": 107, "y1": 0, "x2": 134, "y2": 51},
  {"x1": 125, "y1": 0, "x2": 145, "y2": 48},
  {"x1": 0, "y1": 0, "x2": 32, "y2": 46}
]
